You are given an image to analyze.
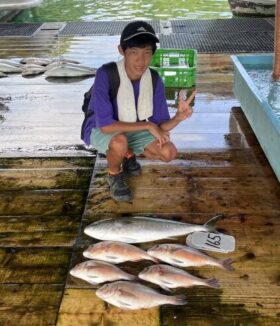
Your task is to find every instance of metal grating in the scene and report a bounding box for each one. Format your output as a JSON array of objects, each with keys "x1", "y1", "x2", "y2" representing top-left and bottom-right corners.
[
  {"x1": 159, "y1": 32, "x2": 274, "y2": 53},
  {"x1": 171, "y1": 18, "x2": 274, "y2": 34},
  {"x1": 0, "y1": 23, "x2": 42, "y2": 37},
  {"x1": 59, "y1": 21, "x2": 160, "y2": 36}
]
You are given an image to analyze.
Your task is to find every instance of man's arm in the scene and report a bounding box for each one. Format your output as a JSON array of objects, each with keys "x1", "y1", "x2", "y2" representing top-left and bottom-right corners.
[{"x1": 159, "y1": 90, "x2": 196, "y2": 131}]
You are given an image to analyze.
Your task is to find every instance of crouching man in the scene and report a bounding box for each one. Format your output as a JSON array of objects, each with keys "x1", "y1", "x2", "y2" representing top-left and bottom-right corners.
[{"x1": 81, "y1": 20, "x2": 195, "y2": 202}]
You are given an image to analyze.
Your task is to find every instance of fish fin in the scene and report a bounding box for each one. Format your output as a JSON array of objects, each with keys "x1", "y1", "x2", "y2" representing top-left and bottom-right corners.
[
  {"x1": 116, "y1": 300, "x2": 133, "y2": 308},
  {"x1": 204, "y1": 214, "x2": 224, "y2": 232},
  {"x1": 159, "y1": 284, "x2": 173, "y2": 292},
  {"x1": 206, "y1": 278, "x2": 220, "y2": 289},
  {"x1": 171, "y1": 258, "x2": 185, "y2": 265},
  {"x1": 221, "y1": 258, "x2": 234, "y2": 271}
]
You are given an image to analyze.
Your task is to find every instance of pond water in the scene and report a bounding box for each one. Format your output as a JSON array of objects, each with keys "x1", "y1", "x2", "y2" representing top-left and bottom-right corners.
[
  {"x1": 12, "y1": 0, "x2": 232, "y2": 22},
  {"x1": 247, "y1": 68, "x2": 280, "y2": 119}
]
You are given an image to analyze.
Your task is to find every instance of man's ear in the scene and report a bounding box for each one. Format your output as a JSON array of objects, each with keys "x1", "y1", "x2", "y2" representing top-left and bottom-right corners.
[{"x1": 118, "y1": 45, "x2": 124, "y2": 55}]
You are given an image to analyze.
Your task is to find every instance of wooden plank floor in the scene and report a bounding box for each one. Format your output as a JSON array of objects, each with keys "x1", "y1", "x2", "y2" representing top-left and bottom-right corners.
[{"x1": 0, "y1": 28, "x2": 279, "y2": 325}]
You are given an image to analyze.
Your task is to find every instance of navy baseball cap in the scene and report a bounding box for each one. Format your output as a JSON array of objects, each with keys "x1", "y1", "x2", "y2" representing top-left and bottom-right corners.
[{"x1": 120, "y1": 21, "x2": 159, "y2": 43}]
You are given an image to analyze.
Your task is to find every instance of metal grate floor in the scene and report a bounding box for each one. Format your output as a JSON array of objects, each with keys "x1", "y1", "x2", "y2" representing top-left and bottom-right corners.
[
  {"x1": 170, "y1": 18, "x2": 274, "y2": 34},
  {"x1": 159, "y1": 32, "x2": 274, "y2": 53},
  {"x1": 59, "y1": 21, "x2": 160, "y2": 36},
  {"x1": 0, "y1": 23, "x2": 42, "y2": 37}
]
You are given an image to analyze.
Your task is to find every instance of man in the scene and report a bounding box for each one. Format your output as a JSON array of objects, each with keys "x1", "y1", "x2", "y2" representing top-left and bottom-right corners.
[{"x1": 82, "y1": 20, "x2": 195, "y2": 202}]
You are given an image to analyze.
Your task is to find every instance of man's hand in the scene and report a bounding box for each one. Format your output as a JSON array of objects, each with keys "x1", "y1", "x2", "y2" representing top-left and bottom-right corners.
[
  {"x1": 175, "y1": 89, "x2": 197, "y2": 121},
  {"x1": 148, "y1": 122, "x2": 170, "y2": 149}
]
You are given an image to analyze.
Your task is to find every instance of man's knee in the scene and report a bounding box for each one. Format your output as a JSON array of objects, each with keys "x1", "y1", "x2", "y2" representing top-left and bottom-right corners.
[
  {"x1": 108, "y1": 133, "x2": 128, "y2": 156},
  {"x1": 160, "y1": 143, "x2": 177, "y2": 162}
]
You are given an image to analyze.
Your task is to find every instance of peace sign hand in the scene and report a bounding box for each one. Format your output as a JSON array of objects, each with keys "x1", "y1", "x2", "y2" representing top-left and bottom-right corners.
[{"x1": 175, "y1": 89, "x2": 197, "y2": 121}]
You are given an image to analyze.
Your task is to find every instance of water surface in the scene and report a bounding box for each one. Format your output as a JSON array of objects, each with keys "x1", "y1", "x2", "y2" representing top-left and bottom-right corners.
[
  {"x1": 247, "y1": 68, "x2": 280, "y2": 119},
  {"x1": 13, "y1": 0, "x2": 232, "y2": 22}
]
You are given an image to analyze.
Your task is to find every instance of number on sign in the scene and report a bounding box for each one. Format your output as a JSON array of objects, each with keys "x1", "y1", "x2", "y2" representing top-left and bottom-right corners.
[{"x1": 205, "y1": 233, "x2": 221, "y2": 249}]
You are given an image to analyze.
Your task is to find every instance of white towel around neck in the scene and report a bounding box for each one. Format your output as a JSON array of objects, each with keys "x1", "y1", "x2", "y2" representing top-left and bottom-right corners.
[{"x1": 116, "y1": 59, "x2": 153, "y2": 122}]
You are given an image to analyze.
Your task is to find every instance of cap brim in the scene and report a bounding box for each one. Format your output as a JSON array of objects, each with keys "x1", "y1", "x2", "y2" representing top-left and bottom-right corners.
[{"x1": 122, "y1": 32, "x2": 159, "y2": 43}]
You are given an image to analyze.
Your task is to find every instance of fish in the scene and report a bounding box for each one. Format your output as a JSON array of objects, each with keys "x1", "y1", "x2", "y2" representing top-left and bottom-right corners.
[
  {"x1": 46, "y1": 61, "x2": 96, "y2": 71},
  {"x1": 0, "y1": 59, "x2": 21, "y2": 68},
  {"x1": 45, "y1": 65, "x2": 97, "y2": 77},
  {"x1": 0, "y1": 63, "x2": 22, "y2": 73},
  {"x1": 50, "y1": 58, "x2": 80, "y2": 65},
  {"x1": 96, "y1": 281, "x2": 187, "y2": 310},
  {"x1": 84, "y1": 214, "x2": 224, "y2": 243},
  {"x1": 69, "y1": 260, "x2": 136, "y2": 285},
  {"x1": 83, "y1": 241, "x2": 158, "y2": 264},
  {"x1": 21, "y1": 66, "x2": 47, "y2": 76},
  {"x1": 20, "y1": 57, "x2": 52, "y2": 66},
  {"x1": 139, "y1": 264, "x2": 220, "y2": 291},
  {"x1": 147, "y1": 244, "x2": 234, "y2": 271}
]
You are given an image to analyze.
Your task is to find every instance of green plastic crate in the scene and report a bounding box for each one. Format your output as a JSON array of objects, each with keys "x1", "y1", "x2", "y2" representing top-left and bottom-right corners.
[{"x1": 150, "y1": 48, "x2": 197, "y2": 88}]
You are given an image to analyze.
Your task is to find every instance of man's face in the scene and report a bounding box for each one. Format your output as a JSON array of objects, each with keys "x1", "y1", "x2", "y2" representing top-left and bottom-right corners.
[{"x1": 118, "y1": 44, "x2": 154, "y2": 80}]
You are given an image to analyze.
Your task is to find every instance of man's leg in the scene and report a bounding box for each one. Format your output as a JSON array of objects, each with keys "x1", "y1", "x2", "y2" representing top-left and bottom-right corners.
[
  {"x1": 107, "y1": 133, "x2": 128, "y2": 174},
  {"x1": 106, "y1": 133, "x2": 132, "y2": 201},
  {"x1": 144, "y1": 140, "x2": 177, "y2": 162}
]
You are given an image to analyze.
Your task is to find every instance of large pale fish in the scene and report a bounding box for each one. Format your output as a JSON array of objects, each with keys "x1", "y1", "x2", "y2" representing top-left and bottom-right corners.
[
  {"x1": 0, "y1": 59, "x2": 21, "y2": 67},
  {"x1": 96, "y1": 281, "x2": 187, "y2": 310},
  {"x1": 46, "y1": 61, "x2": 96, "y2": 71},
  {"x1": 20, "y1": 57, "x2": 52, "y2": 66},
  {"x1": 83, "y1": 241, "x2": 158, "y2": 264},
  {"x1": 84, "y1": 215, "x2": 223, "y2": 243},
  {"x1": 147, "y1": 244, "x2": 234, "y2": 271},
  {"x1": 0, "y1": 63, "x2": 22, "y2": 73},
  {"x1": 139, "y1": 264, "x2": 220, "y2": 291},
  {"x1": 50, "y1": 58, "x2": 80, "y2": 65},
  {"x1": 69, "y1": 260, "x2": 136, "y2": 285},
  {"x1": 21, "y1": 64, "x2": 47, "y2": 76},
  {"x1": 45, "y1": 65, "x2": 97, "y2": 77}
]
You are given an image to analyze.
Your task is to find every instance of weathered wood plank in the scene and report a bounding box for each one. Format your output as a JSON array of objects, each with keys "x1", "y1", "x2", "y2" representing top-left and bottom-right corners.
[
  {"x1": 0, "y1": 168, "x2": 93, "y2": 190},
  {"x1": 0, "y1": 284, "x2": 63, "y2": 326},
  {"x1": 0, "y1": 215, "x2": 80, "y2": 247},
  {"x1": 57, "y1": 288, "x2": 160, "y2": 326},
  {"x1": 0, "y1": 157, "x2": 95, "y2": 169},
  {"x1": 0, "y1": 247, "x2": 71, "y2": 283},
  {"x1": 0, "y1": 190, "x2": 87, "y2": 216}
]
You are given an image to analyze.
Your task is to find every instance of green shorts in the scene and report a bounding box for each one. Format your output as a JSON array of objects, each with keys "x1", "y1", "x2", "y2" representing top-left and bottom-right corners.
[{"x1": 90, "y1": 128, "x2": 156, "y2": 155}]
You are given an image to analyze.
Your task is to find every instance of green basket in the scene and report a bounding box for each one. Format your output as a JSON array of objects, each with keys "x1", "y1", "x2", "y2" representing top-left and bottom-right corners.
[{"x1": 150, "y1": 48, "x2": 197, "y2": 88}]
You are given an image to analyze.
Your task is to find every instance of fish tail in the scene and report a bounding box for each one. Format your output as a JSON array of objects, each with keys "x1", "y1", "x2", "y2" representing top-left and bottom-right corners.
[
  {"x1": 221, "y1": 258, "x2": 234, "y2": 271},
  {"x1": 169, "y1": 294, "x2": 188, "y2": 305},
  {"x1": 205, "y1": 278, "x2": 220, "y2": 289},
  {"x1": 204, "y1": 214, "x2": 224, "y2": 232}
]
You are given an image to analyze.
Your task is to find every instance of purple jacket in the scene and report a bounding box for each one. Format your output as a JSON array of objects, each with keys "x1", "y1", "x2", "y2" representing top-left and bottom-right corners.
[{"x1": 81, "y1": 64, "x2": 170, "y2": 145}]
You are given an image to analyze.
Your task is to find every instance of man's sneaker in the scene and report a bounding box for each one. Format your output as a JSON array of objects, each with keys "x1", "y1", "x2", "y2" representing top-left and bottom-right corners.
[
  {"x1": 123, "y1": 156, "x2": 141, "y2": 176},
  {"x1": 107, "y1": 171, "x2": 132, "y2": 202}
]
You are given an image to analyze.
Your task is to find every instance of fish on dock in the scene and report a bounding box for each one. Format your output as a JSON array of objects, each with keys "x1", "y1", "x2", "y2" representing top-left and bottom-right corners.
[
  {"x1": 0, "y1": 59, "x2": 21, "y2": 68},
  {"x1": 45, "y1": 65, "x2": 97, "y2": 77},
  {"x1": 20, "y1": 57, "x2": 52, "y2": 66},
  {"x1": 0, "y1": 63, "x2": 22, "y2": 73},
  {"x1": 139, "y1": 264, "x2": 220, "y2": 291},
  {"x1": 46, "y1": 61, "x2": 95, "y2": 71},
  {"x1": 84, "y1": 215, "x2": 224, "y2": 243},
  {"x1": 83, "y1": 241, "x2": 158, "y2": 264},
  {"x1": 69, "y1": 260, "x2": 136, "y2": 285},
  {"x1": 96, "y1": 281, "x2": 187, "y2": 310},
  {"x1": 147, "y1": 243, "x2": 234, "y2": 270},
  {"x1": 21, "y1": 64, "x2": 47, "y2": 76}
]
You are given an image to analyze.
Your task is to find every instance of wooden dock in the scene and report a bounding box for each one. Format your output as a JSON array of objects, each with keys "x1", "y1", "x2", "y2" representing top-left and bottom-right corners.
[{"x1": 0, "y1": 26, "x2": 279, "y2": 325}]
